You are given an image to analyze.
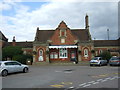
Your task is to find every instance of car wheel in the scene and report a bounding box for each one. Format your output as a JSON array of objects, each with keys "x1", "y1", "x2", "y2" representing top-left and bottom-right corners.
[
  {"x1": 110, "y1": 64, "x2": 112, "y2": 66},
  {"x1": 99, "y1": 63, "x2": 102, "y2": 67},
  {"x1": 1, "y1": 70, "x2": 8, "y2": 77},
  {"x1": 90, "y1": 64, "x2": 93, "y2": 66},
  {"x1": 23, "y1": 67, "x2": 29, "y2": 73}
]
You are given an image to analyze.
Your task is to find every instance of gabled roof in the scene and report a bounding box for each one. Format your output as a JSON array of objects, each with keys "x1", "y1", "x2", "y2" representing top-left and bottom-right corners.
[
  {"x1": 0, "y1": 31, "x2": 8, "y2": 42},
  {"x1": 8, "y1": 41, "x2": 33, "y2": 48},
  {"x1": 71, "y1": 29, "x2": 90, "y2": 41},
  {"x1": 35, "y1": 30, "x2": 54, "y2": 43},
  {"x1": 94, "y1": 40, "x2": 119, "y2": 47},
  {"x1": 34, "y1": 29, "x2": 90, "y2": 43},
  {"x1": 34, "y1": 21, "x2": 91, "y2": 43}
]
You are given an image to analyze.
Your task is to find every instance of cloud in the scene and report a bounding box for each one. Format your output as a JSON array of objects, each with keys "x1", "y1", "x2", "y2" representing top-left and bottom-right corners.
[{"x1": 0, "y1": 1, "x2": 118, "y2": 42}]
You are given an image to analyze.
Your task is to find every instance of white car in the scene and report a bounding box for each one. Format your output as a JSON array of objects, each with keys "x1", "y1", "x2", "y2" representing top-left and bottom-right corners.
[
  {"x1": 90, "y1": 57, "x2": 108, "y2": 66},
  {"x1": 0, "y1": 61, "x2": 29, "y2": 76}
]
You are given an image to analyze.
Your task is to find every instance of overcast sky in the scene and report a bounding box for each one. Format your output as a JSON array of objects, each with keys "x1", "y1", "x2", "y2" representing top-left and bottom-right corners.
[{"x1": 0, "y1": 0, "x2": 119, "y2": 42}]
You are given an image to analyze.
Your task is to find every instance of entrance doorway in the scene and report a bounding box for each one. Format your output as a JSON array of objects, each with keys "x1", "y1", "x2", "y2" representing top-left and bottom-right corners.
[{"x1": 70, "y1": 50, "x2": 78, "y2": 63}]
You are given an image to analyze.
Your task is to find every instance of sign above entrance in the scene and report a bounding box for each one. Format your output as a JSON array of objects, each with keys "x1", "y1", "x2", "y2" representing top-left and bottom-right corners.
[{"x1": 49, "y1": 45, "x2": 77, "y2": 49}]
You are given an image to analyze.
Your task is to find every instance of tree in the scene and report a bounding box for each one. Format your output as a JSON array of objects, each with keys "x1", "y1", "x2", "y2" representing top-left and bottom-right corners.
[
  {"x1": 100, "y1": 51, "x2": 112, "y2": 62},
  {"x1": 2, "y1": 46, "x2": 23, "y2": 60}
]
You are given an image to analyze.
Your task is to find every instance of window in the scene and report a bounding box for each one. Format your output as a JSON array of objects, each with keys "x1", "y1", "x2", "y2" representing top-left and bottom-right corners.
[
  {"x1": 50, "y1": 52, "x2": 58, "y2": 59},
  {"x1": 61, "y1": 38, "x2": 65, "y2": 43},
  {"x1": 84, "y1": 49, "x2": 88, "y2": 57},
  {"x1": 12, "y1": 62, "x2": 21, "y2": 65},
  {"x1": 60, "y1": 30, "x2": 66, "y2": 37},
  {"x1": 5, "y1": 62, "x2": 13, "y2": 66},
  {"x1": 50, "y1": 53, "x2": 54, "y2": 59},
  {"x1": 59, "y1": 48, "x2": 67, "y2": 58},
  {"x1": 39, "y1": 50, "x2": 43, "y2": 61}
]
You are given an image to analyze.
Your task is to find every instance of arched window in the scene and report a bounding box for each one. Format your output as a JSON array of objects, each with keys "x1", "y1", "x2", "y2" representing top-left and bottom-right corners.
[
  {"x1": 84, "y1": 49, "x2": 88, "y2": 57},
  {"x1": 38, "y1": 50, "x2": 43, "y2": 61}
]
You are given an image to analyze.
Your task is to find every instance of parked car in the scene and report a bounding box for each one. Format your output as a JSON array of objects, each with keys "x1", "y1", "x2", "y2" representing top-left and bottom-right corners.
[
  {"x1": 109, "y1": 57, "x2": 120, "y2": 66},
  {"x1": 90, "y1": 57, "x2": 108, "y2": 66},
  {"x1": 0, "y1": 61, "x2": 29, "y2": 76}
]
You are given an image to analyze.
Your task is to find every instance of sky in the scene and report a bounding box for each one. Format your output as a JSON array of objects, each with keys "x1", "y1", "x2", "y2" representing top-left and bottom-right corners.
[{"x1": 0, "y1": 0, "x2": 119, "y2": 42}]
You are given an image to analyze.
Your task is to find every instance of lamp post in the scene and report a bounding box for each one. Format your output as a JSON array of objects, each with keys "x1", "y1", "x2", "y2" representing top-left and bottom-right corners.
[{"x1": 107, "y1": 29, "x2": 109, "y2": 40}]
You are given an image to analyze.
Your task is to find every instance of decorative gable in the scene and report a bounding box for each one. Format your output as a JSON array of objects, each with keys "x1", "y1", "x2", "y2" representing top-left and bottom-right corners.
[{"x1": 50, "y1": 21, "x2": 78, "y2": 45}]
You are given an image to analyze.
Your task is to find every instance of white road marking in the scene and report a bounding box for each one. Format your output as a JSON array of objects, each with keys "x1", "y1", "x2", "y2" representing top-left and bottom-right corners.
[
  {"x1": 65, "y1": 76, "x2": 118, "y2": 89},
  {"x1": 69, "y1": 86, "x2": 74, "y2": 88},
  {"x1": 88, "y1": 81, "x2": 95, "y2": 83},
  {"x1": 101, "y1": 79, "x2": 108, "y2": 82},
  {"x1": 97, "y1": 79, "x2": 103, "y2": 81},
  {"x1": 64, "y1": 71, "x2": 72, "y2": 73},
  {"x1": 79, "y1": 83, "x2": 87, "y2": 86},
  {"x1": 113, "y1": 76, "x2": 118, "y2": 78},
  {"x1": 109, "y1": 77, "x2": 116, "y2": 80},
  {"x1": 104, "y1": 77, "x2": 111, "y2": 80},
  {"x1": 82, "y1": 84, "x2": 91, "y2": 87},
  {"x1": 55, "y1": 71, "x2": 62, "y2": 72},
  {"x1": 92, "y1": 82, "x2": 99, "y2": 84}
]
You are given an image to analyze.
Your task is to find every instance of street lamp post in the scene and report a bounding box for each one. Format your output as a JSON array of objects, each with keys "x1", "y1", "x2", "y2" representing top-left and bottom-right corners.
[{"x1": 107, "y1": 29, "x2": 109, "y2": 40}]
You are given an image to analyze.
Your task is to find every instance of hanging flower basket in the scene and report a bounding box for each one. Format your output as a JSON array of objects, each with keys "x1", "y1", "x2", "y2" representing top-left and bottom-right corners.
[
  {"x1": 46, "y1": 50, "x2": 49, "y2": 55},
  {"x1": 33, "y1": 51, "x2": 37, "y2": 55},
  {"x1": 78, "y1": 50, "x2": 81, "y2": 54},
  {"x1": 91, "y1": 50, "x2": 95, "y2": 53}
]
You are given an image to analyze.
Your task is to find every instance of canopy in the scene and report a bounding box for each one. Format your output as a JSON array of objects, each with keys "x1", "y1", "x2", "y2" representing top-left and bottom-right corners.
[{"x1": 49, "y1": 45, "x2": 77, "y2": 49}]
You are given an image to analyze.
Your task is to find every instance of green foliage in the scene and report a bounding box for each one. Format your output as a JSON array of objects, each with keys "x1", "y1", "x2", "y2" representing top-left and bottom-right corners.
[
  {"x1": 13, "y1": 54, "x2": 33, "y2": 64},
  {"x1": 91, "y1": 50, "x2": 95, "y2": 53},
  {"x1": 2, "y1": 46, "x2": 23, "y2": 60},
  {"x1": 100, "y1": 51, "x2": 112, "y2": 60}
]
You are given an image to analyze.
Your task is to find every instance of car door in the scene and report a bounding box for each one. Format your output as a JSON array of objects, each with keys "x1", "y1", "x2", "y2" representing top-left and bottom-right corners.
[
  {"x1": 12, "y1": 62, "x2": 23, "y2": 72},
  {"x1": 4, "y1": 62, "x2": 15, "y2": 73},
  {"x1": 99, "y1": 57, "x2": 104, "y2": 65}
]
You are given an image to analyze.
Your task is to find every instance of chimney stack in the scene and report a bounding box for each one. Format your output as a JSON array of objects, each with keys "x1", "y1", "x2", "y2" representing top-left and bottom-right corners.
[
  {"x1": 12, "y1": 36, "x2": 16, "y2": 46},
  {"x1": 85, "y1": 14, "x2": 89, "y2": 30}
]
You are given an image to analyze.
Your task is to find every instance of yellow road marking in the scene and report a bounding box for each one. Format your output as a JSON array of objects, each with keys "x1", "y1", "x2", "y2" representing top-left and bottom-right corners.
[
  {"x1": 50, "y1": 84, "x2": 64, "y2": 88},
  {"x1": 99, "y1": 74, "x2": 108, "y2": 77},
  {"x1": 91, "y1": 72, "x2": 120, "y2": 78}
]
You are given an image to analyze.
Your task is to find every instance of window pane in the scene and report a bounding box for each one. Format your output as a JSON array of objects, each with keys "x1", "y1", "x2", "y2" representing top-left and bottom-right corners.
[{"x1": 59, "y1": 48, "x2": 67, "y2": 58}]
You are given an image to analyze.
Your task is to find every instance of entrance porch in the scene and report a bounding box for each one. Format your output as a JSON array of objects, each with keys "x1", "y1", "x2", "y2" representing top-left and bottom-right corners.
[{"x1": 49, "y1": 45, "x2": 78, "y2": 63}]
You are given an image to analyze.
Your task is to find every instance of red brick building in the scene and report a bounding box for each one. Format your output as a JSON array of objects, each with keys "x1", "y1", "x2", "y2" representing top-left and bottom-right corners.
[
  {"x1": 33, "y1": 14, "x2": 119, "y2": 64},
  {"x1": 1, "y1": 15, "x2": 120, "y2": 64}
]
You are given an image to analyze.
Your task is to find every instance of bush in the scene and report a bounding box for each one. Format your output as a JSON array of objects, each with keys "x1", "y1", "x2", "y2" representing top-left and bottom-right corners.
[{"x1": 13, "y1": 54, "x2": 33, "y2": 64}]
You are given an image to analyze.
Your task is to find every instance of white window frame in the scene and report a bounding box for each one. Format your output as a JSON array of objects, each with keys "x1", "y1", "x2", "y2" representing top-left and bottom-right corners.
[
  {"x1": 38, "y1": 50, "x2": 43, "y2": 61},
  {"x1": 59, "y1": 48, "x2": 67, "y2": 58},
  {"x1": 84, "y1": 49, "x2": 88, "y2": 57},
  {"x1": 50, "y1": 52, "x2": 58, "y2": 59},
  {"x1": 61, "y1": 38, "x2": 65, "y2": 43},
  {"x1": 60, "y1": 30, "x2": 66, "y2": 37}
]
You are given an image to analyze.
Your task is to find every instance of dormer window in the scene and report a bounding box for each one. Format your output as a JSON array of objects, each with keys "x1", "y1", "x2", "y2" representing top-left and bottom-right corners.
[
  {"x1": 60, "y1": 29, "x2": 66, "y2": 37},
  {"x1": 61, "y1": 31, "x2": 65, "y2": 36}
]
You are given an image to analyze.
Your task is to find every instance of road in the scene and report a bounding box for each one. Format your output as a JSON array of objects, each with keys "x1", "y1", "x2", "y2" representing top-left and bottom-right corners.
[{"x1": 2, "y1": 65, "x2": 120, "y2": 89}]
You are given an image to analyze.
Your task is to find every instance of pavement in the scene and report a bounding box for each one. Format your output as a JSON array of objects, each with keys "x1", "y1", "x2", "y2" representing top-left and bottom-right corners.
[{"x1": 2, "y1": 65, "x2": 120, "y2": 90}]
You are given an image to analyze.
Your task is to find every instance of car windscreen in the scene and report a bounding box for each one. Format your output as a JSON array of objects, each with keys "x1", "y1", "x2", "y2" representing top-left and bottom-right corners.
[
  {"x1": 92, "y1": 57, "x2": 99, "y2": 60},
  {"x1": 110, "y1": 57, "x2": 120, "y2": 60}
]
